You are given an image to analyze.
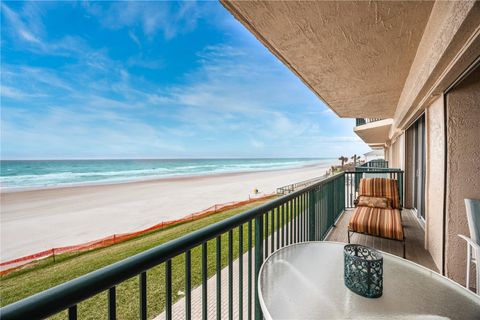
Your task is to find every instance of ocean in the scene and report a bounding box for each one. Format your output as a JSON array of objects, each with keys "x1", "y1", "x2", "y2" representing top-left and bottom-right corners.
[{"x1": 0, "y1": 158, "x2": 334, "y2": 190}]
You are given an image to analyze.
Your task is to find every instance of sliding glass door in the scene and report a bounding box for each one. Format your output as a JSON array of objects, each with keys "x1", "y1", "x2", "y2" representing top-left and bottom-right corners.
[
  {"x1": 410, "y1": 114, "x2": 426, "y2": 221},
  {"x1": 416, "y1": 115, "x2": 426, "y2": 220}
]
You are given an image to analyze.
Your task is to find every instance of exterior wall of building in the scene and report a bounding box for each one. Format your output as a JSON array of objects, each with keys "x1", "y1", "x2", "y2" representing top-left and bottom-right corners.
[
  {"x1": 381, "y1": 1, "x2": 479, "y2": 280},
  {"x1": 387, "y1": 134, "x2": 405, "y2": 170},
  {"x1": 384, "y1": 69, "x2": 479, "y2": 285},
  {"x1": 445, "y1": 66, "x2": 480, "y2": 287},
  {"x1": 424, "y1": 95, "x2": 445, "y2": 271},
  {"x1": 385, "y1": 145, "x2": 391, "y2": 163},
  {"x1": 393, "y1": 0, "x2": 479, "y2": 130}
]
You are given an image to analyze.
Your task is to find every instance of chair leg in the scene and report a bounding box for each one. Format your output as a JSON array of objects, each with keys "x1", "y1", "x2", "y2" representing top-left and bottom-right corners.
[
  {"x1": 403, "y1": 238, "x2": 406, "y2": 259},
  {"x1": 466, "y1": 245, "x2": 471, "y2": 290},
  {"x1": 347, "y1": 230, "x2": 351, "y2": 243},
  {"x1": 476, "y1": 261, "x2": 479, "y2": 294}
]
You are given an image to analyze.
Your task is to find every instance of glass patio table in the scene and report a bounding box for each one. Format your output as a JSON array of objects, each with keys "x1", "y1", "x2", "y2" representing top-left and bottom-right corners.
[{"x1": 258, "y1": 242, "x2": 480, "y2": 319}]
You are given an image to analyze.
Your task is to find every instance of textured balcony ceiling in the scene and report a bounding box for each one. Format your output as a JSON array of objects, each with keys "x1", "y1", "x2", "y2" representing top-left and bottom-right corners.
[{"x1": 221, "y1": 1, "x2": 434, "y2": 118}]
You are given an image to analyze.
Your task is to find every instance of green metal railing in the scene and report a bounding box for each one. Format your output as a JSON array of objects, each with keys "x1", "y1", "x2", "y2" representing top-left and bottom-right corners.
[
  {"x1": 355, "y1": 118, "x2": 383, "y2": 126},
  {"x1": 358, "y1": 159, "x2": 388, "y2": 168},
  {"x1": 0, "y1": 173, "x2": 346, "y2": 320}
]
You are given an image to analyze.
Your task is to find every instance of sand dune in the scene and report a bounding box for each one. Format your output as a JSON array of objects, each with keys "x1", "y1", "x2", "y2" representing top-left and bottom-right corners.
[{"x1": 0, "y1": 163, "x2": 332, "y2": 261}]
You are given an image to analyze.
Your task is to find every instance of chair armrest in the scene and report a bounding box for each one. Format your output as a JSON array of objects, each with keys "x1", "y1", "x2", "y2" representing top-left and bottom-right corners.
[{"x1": 458, "y1": 234, "x2": 480, "y2": 252}]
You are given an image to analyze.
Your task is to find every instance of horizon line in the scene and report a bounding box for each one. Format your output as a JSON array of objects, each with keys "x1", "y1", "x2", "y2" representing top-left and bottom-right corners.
[{"x1": 0, "y1": 156, "x2": 339, "y2": 161}]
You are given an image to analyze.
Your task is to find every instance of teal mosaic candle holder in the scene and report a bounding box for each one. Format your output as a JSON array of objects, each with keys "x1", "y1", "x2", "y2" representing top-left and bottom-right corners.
[{"x1": 344, "y1": 244, "x2": 383, "y2": 298}]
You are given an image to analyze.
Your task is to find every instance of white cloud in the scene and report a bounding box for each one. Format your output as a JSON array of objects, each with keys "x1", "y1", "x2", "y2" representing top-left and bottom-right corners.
[
  {"x1": 1, "y1": 104, "x2": 185, "y2": 159},
  {"x1": 2, "y1": 65, "x2": 75, "y2": 96},
  {"x1": 127, "y1": 55, "x2": 164, "y2": 70},
  {"x1": 2, "y1": 2, "x2": 115, "y2": 69},
  {"x1": 1, "y1": 39, "x2": 366, "y2": 158},
  {"x1": 83, "y1": 1, "x2": 204, "y2": 40},
  {"x1": 250, "y1": 138, "x2": 264, "y2": 148},
  {"x1": 128, "y1": 30, "x2": 141, "y2": 48},
  {"x1": 1, "y1": 2, "x2": 43, "y2": 45},
  {"x1": 1, "y1": 2, "x2": 369, "y2": 159},
  {"x1": 197, "y1": 45, "x2": 246, "y2": 59},
  {"x1": 0, "y1": 85, "x2": 45, "y2": 100}
]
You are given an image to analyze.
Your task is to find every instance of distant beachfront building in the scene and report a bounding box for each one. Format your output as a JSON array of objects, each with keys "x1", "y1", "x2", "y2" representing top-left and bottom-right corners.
[{"x1": 364, "y1": 149, "x2": 384, "y2": 162}]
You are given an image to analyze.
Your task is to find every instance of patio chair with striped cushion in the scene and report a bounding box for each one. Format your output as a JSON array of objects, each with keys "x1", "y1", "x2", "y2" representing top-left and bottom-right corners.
[{"x1": 348, "y1": 177, "x2": 406, "y2": 258}]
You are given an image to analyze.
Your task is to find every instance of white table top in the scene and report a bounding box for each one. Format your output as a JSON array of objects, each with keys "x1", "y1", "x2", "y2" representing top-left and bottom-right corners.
[{"x1": 258, "y1": 242, "x2": 480, "y2": 320}]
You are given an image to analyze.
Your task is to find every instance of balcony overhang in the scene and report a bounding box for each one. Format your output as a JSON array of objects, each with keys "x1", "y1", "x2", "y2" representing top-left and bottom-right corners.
[
  {"x1": 354, "y1": 118, "x2": 393, "y2": 146},
  {"x1": 368, "y1": 143, "x2": 387, "y2": 150},
  {"x1": 220, "y1": 1, "x2": 434, "y2": 119}
]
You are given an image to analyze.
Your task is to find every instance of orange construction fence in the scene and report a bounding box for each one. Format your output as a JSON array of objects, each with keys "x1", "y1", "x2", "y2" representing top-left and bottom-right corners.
[{"x1": 0, "y1": 194, "x2": 275, "y2": 275}]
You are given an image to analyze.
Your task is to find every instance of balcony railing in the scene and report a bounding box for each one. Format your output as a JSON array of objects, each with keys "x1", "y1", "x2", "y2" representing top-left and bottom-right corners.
[
  {"x1": 0, "y1": 170, "x2": 404, "y2": 320},
  {"x1": 276, "y1": 175, "x2": 327, "y2": 195},
  {"x1": 355, "y1": 118, "x2": 383, "y2": 126},
  {"x1": 358, "y1": 159, "x2": 388, "y2": 168}
]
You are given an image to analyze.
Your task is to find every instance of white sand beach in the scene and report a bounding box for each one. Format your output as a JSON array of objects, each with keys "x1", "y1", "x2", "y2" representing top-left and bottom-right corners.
[{"x1": 0, "y1": 163, "x2": 332, "y2": 261}]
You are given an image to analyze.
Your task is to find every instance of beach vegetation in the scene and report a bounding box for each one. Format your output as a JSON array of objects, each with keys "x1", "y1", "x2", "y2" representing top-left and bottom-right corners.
[{"x1": 338, "y1": 156, "x2": 348, "y2": 168}]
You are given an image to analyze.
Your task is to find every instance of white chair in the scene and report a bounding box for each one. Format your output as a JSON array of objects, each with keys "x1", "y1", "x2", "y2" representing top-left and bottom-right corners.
[{"x1": 458, "y1": 198, "x2": 480, "y2": 294}]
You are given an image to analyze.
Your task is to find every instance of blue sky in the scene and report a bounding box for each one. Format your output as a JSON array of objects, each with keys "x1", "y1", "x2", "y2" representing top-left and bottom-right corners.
[{"x1": 1, "y1": 1, "x2": 368, "y2": 159}]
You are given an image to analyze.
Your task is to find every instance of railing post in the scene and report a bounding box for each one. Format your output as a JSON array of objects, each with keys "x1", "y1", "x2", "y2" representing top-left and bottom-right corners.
[
  {"x1": 254, "y1": 215, "x2": 264, "y2": 320},
  {"x1": 354, "y1": 170, "x2": 362, "y2": 193},
  {"x1": 326, "y1": 183, "x2": 330, "y2": 231},
  {"x1": 308, "y1": 189, "x2": 316, "y2": 241},
  {"x1": 332, "y1": 179, "x2": 337, "y2": 227},
  {"x1": 399, "y1": 171, "x2": 404, "y2": 207},
  {"x1": 341, "y1": 173, "x2": 346, "y2": 213}
]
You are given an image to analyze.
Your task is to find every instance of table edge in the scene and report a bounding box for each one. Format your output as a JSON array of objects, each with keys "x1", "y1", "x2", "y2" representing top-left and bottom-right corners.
[{"x1": 257, "y1": 241, "x2": 480, "y2": 319}]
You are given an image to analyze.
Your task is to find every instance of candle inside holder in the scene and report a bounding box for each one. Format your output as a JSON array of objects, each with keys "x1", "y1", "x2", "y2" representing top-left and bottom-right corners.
[{"x1": 344, "y1": 244, "x2": 383, "y2": 298}]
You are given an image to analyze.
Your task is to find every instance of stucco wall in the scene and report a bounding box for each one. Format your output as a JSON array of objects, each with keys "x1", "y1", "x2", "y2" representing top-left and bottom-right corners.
[
  {"x1": 425, "y1": 95, "x2": 445, "y2": 271},
  {"x1": 384, "y1": 144, "x2": 392, "y2": 166},
  {"x1": 394, "y1": 0, "x2": 479, "y2": 129},
  {"x1": 385, "y1": 145, "x2": 390, "y2": 163},
  {"x1": 388, "y1": 134, "x2": 404, "y2": 170},
  {"x1": 445, "y1": 66, "x2": 480, "y2": 287}
]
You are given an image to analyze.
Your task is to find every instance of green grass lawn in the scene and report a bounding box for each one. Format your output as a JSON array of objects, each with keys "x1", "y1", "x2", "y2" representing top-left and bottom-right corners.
[{"x1": 0, "y1": 196, "x2": 291, "y2": 320}]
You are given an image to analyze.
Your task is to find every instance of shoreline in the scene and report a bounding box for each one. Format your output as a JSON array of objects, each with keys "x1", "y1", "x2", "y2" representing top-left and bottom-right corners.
[
  {"x1": 0, "y1": 161, "x2": 327, "y2": 194},
  {"x1": 1, "y1": 162, "x2": 334, "y2": 261}
]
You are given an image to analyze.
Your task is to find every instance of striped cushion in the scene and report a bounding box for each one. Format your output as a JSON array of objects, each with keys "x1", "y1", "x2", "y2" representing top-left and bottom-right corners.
[
  {"x1": 349, "y1": 206, "x2": 404, "y2": 240},
  {"x1": 358, "y1": 178, "x2": 401, "y2": 209}
]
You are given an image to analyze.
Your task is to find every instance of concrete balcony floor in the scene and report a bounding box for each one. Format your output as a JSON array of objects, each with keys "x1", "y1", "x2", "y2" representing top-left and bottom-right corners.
[{"x1": 326, "y1": 208, "x2": 438, "y2": 272}]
